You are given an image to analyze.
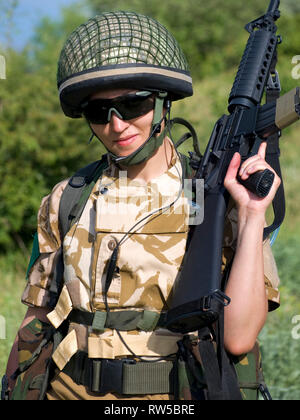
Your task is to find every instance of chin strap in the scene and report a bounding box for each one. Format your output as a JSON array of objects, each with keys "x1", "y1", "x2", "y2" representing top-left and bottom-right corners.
[{"x1": 92, "y1": 92, "x2": 170, "y2": 167}]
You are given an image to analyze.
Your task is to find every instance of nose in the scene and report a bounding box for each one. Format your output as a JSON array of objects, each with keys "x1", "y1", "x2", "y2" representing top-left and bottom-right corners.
[{"x1": 109, "y1": 111, "x2": 130, "y2": 132}]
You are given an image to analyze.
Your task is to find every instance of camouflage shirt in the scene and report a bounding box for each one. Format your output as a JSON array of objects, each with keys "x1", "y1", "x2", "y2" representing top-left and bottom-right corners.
[{"x1": 22, "y1": 143, "x2": 280, "y2": 370}]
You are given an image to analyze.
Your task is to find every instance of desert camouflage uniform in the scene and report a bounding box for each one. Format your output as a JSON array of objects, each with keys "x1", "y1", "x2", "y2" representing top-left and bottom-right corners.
[{"x1": 21, "y1": 142, "x2": 280, "y2": 400}]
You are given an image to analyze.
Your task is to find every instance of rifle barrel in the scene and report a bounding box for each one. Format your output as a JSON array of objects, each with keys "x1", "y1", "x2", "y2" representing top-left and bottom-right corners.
[{"x1": 267, "y1": 0, "x2": 280, "y2": 14}]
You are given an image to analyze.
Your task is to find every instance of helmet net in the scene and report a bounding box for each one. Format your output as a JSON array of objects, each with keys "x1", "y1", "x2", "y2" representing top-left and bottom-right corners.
[{"x1": 57, "y1": 11, "x2": 189, "y2": 84}]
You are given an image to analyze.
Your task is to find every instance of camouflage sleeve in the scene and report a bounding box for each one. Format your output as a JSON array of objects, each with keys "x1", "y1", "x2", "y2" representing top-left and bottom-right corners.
[
  {"x1": 222, "y1": 199, "x2": 280, "y2": 312},
  {"x1": 21, "y1": 179, "x2": 69, "y2": 309}
]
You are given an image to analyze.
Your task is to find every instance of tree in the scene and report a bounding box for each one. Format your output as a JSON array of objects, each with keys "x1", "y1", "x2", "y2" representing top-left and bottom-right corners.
[
  {"x1": 87, "y1": 0, "x2": 300, "y2": 79},
  {"x1": 87, "y1": 0, "x2": 268, "y2": 78},
  {"x1": 0, "y1": 7, "x2": 105, "y2": 251},
  {"x1": 0, "y1": 0, "x2": 19, "y2": 48}
]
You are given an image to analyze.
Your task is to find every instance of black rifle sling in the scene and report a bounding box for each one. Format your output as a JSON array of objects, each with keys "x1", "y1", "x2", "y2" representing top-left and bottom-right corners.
[
  {"x1": 198, "y1": 311, "x2": 242, "y2": 400},
  {"x1": 264, "y1": 51, "x2": 286, "y2": 240},
  {"x1": 49, "y1": 155, "x2": 108, "y2": 304}
]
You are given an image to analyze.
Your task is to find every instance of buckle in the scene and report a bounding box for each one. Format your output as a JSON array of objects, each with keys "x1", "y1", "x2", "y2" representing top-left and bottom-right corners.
[
  {"x1": 267, "y1": 70, "x2": 281, "y2": 93},
  {"x1": 89, "y1": 359, "x2": 136, "y2": 395},
  {"x1": 201, "y1": 290, "x2": 231, "y2": 311}
]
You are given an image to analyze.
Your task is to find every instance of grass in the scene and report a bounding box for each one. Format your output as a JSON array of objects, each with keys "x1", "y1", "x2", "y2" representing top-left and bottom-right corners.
[
  {"x1": 259, "y1": 234, "x2": 300, "y2": 400},
  {"x1": 0, "y1": 252, "x2": 27, "y2": 381}
]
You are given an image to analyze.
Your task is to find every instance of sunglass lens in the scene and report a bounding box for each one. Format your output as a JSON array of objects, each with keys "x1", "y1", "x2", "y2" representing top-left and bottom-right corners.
[{"x1": 82, "y1": 93, "x2": 154, "y2": 124}]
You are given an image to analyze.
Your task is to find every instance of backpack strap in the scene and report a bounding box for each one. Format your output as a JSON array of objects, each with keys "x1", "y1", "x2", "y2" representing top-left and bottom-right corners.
[
  {"x1": 59, "y1": 155, "x2": 109, "y2": 239},
  {"x1": 48, "y1": 155, "x2": 109, "y2": 307},
  {"x1": 178, "y1": 152, "x2": 194, "y2": 180}
]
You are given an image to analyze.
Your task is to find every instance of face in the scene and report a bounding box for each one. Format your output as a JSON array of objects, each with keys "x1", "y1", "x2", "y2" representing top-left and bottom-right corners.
[{"x1": 88, "y1": 88, "x2": 156, "y2": 158}]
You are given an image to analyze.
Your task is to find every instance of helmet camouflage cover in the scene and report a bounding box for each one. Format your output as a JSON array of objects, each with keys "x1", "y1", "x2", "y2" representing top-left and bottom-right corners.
[{"x1": 57, "y1": 11, "x2": 193, "y2": 118}]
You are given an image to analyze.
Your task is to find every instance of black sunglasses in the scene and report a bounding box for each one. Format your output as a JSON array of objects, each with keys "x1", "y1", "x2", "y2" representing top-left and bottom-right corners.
[{"x1": 81, "y1": 91, "x2": 155, "y2": 125}]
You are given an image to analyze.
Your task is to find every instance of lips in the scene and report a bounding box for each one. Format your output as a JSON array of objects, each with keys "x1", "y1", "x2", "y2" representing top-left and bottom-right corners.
[{"x1": 114, "y1": 134, "x2": 137, "y2": 146}]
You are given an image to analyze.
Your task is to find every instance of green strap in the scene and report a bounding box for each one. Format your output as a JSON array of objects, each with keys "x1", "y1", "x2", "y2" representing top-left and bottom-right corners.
[
  {"x1": 26, "y1": 232, "x2": 40, "y2": 279},
  {"x1": 64, "y1": 353, "x2": 175, "y2": 395},
  {"x1": 136, "y1": 310, "x2": 161, "y2": 332},
  {"x1": 67, "y1": 157, "x2": 109, "y2": 233},
  {"x1": 91, "y1": 311, "x2": 107, "y2": 332},
  {"x1": 69, "y1": 309, "x2": 166, "y2": 332},
  {"x1": 122, "y1": 361, "x2": 174, "y2": 394},
  {"x1": 108, "y1": 92, "x2": 168, "y2": 167},
  {"x1": 179, "y1": 152, "x2": 194, "y2": 179}
]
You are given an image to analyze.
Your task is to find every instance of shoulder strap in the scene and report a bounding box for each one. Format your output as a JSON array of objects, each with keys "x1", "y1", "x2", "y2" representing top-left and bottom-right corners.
[
  {"x1": 178, "y1": 152, "x2": 195, "y2": 180},
  {"x1": 48, "y1": 155, "x2": 108, "y2": 307},
  {"x1": 26, "y1": 156, "x2": 107, "y2": 288},
  {"x1": 58, "y1": 154, "x2": 108, "y2": 240},
  {"x1": 263, "y1": 52, "x2": 286, "y2": 240}
]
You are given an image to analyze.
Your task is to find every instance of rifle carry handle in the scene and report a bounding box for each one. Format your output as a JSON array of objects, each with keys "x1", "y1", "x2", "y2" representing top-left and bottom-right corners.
[{"x1": 237, "y1": 169, "x2": 275, "y2": 198}]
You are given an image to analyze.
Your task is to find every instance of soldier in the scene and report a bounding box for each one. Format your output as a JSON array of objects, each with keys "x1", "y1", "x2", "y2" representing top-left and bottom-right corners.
[{"x1": 5, "y1": 11, "x2": 280, "y2": 400}]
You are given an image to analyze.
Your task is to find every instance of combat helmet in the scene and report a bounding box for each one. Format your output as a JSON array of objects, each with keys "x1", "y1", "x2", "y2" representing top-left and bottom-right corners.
[{"x1": 57, "y1": 11, "x2": 193, "y2": 165}]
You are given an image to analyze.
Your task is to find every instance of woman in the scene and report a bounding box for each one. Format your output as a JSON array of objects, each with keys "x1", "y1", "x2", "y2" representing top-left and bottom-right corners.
[{"x1": 5, "y1": 11, "x2": 280, "y2": 400}]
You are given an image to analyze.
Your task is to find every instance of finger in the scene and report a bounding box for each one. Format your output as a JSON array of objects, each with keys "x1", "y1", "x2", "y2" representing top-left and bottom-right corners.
[
  {"x1": 246, "y1": 163, "x2": 274, "y2": 177},
  {"x1": 241, "y1": 163, "x2": 281, "y2": 197},
  {"x1": 239, "y1": 143, "x2": 268, "y2": 177},
  {"x1": 225, "y1": 153, "x2": 241, "y2": 187},
  {"x1": 226, "y1": 152, "x2": 241, "y2": 180},
  {"x1": 245, "y1": 164, "x2": 281, "y2": 188},
  {"x1": 257, "y1": 141, "x2": 267, "y2": 160},
  {"x1": 240, "y1": 162, "x2": 274, "y2": 181},
  {"x1": 239, "y1": 156, "x2": 263, "y2": 178}
]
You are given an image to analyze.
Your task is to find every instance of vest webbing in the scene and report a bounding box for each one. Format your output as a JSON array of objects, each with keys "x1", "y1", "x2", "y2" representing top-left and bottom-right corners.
[
  {"x1": 63, "y1": 351, "x2": 175, "y2": 395},
  {"x1": 69, "y1": 308, "x2": 168, "y2": 332}
]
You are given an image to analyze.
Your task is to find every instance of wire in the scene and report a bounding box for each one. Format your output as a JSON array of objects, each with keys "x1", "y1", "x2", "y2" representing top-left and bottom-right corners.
[{"x1": 103, "y1": 110, "x2": 185, "y2": 362}]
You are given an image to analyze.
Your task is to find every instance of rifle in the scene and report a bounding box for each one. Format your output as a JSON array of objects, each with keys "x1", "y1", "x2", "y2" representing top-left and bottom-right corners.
[{"x1": 166, "y1": 0, "x2": 300, "y2": 334}]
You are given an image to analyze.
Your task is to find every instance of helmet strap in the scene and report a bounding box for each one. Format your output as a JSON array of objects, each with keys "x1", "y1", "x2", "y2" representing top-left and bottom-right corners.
[{"x1": 107, "y1": 91, "x2": 170, "y2": 167}]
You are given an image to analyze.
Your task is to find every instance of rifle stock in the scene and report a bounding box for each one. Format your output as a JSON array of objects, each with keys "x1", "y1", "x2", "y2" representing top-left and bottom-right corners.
[{"x1": 166, "y1": 189, "x2": 230, "y2": 333}]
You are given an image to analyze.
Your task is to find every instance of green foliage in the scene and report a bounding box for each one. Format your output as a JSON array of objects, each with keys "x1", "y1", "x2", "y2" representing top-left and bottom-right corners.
[
  {"x1": 259, "y1": 236, "x2": 300, "y2": 400},
  {"x1": 0, "y1": 8, "x2": 105, "y2": 251},
  {"x1": 87, "y1": 0, "x2": 299, "y2": 80},
  {"x1": 88, "y1": 0, "x2": 265, "y2": 78}
]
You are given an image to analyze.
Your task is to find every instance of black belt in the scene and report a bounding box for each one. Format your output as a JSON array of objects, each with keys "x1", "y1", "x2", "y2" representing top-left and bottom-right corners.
[{"x1": 63, "y1": 351, "x2": 175, "y2": 395}]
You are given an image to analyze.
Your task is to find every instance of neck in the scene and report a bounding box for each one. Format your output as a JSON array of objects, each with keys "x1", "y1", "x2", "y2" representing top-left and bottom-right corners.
[{"x1": 119, "y1": 137, "x2": 173, "y2": 183}]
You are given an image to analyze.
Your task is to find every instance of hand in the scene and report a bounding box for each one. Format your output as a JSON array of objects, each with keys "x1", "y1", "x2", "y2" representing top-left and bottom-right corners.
[{"x1": 224, "y1": 142, "x2": 281, "y2": 216}]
